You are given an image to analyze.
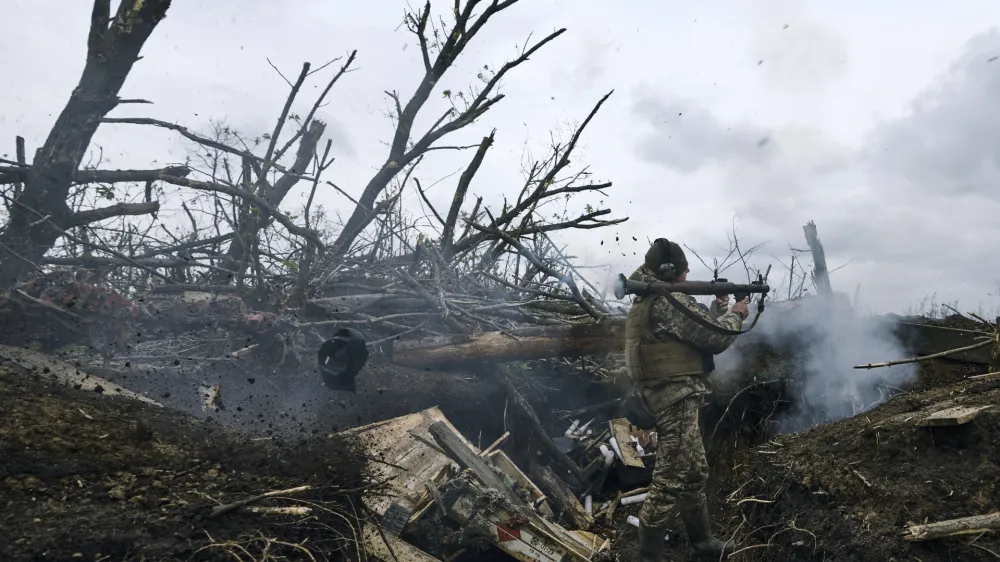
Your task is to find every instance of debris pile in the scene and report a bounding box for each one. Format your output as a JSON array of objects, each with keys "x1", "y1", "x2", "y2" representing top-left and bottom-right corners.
[{"x1": 349, "y1": 406, "x2": 676, "y2": 561}]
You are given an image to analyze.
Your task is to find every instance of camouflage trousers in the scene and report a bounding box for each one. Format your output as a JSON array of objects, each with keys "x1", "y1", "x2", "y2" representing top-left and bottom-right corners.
[{"x1": 637, "y1": 391, "x2": 710, "y2": 529}]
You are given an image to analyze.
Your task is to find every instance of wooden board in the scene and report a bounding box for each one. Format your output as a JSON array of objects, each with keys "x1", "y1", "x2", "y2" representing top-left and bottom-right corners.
[
  {"x1": 341, "y1": 407, "x2": 479, "y2": 516},
  {"x1": 447, "y1": 481, "x2": 608, "y2": 562},
  {"x1": 920, "y1": 405, "x2": 993, "y2": 427},
  {"x1": 608, "y1": 418, "x2": 645, "y2": 468},
  {"x1": 362, "y1": 524, "x2": 442, "y2": 561},
  {"x1": 428, "y1": 421, "x2": 522, "y2": 506},
  {"x1": 493, "y1": 450, "x2": 546, "y2": 500}
]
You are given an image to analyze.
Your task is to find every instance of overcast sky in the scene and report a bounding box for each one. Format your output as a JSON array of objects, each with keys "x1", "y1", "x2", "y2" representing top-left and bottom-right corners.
[{"x1": 3, "y1": 0, "x2": 1000, "y2": 316}]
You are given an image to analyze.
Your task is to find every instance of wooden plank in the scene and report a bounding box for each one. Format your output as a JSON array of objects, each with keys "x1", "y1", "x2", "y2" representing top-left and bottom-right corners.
[
  {"x1": 428, "y1": 421, "x2": 523, "y2": 506},
  {"x1": 492, "y1": 452, "x2": 546, "y2": 503},
  {"x1": 919, "y1": 405, "x2": 993, "y2": 427},
  {"x1": 480, "y1": 431, "x2": 510, "y2": 457},
  {"x1": 902, "y1": 512, "x2": 1000, "y2": 541},
  {"x1": 491, "y1": 450, "x2": 555, "y2": 520},
  {"x1": 362, "y1": 524, "x2": 442, "y2": 561},
  {"x1": 608, "y1": 418, "x2": 644, "y2": 468},
  {"x1": 446, "y1": 481, "x2": 605, "y2": 562},
  {"x1": 341, "y1": 407, "x2": 478, "y2": 517}
]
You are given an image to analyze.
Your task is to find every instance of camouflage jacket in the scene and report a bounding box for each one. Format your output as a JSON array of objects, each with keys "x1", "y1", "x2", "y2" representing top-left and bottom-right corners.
[{"x1": 627, "y1": 265, "x2": 744, "y2": 409}]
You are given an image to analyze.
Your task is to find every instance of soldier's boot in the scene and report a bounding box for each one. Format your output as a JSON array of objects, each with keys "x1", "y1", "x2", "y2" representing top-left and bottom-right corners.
[
  {"x1": 681, "y1": 503, "x2": 734, "y2": 559},
  {"x1": 637, "y1": 522, "x2": 667, "y2": 562}
]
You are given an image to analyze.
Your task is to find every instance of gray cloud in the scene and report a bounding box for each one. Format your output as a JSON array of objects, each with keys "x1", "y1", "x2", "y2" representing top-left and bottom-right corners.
[
  {"x1": 5, "y1": 1, "x2": 1000, "y2": 317},
  {"x1": 623, "y1": 28, "x2": 1000, "y2": 314},
  {"x1": 631, "y1": 95, "x2": 774, "y2": 174},
  {"x1": 865, "y1": 29, "x2": 1000, "y2": 202},
  {"x1": 746, "y1": 0, "x2": 851, "y2": 97}
]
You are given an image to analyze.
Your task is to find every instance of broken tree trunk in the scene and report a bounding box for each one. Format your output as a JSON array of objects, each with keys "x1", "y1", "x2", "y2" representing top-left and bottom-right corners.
[
  {"x1": 802, "y1": 220, "x2": 833, "y2": 295},
  {"x1": 390, "y1": 322, "x2": 624, "y2": 368},
  {"x1": 902, "y1": 512, "x2": 1000, "y2": 541},
  {"x1": 529, "y1": 460, "x2": 593, "y2": 531}
]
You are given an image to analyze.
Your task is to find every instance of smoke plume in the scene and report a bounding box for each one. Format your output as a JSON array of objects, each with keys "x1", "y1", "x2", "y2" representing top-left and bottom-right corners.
[{"x1": 714, "y1": 292, "x2": 917, "y2": 434}]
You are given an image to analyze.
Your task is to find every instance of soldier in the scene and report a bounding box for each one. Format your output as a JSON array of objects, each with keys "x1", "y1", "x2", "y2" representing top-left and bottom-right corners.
[{"x1": 625, "y1": 238, "x2": 749, "y2": 561}]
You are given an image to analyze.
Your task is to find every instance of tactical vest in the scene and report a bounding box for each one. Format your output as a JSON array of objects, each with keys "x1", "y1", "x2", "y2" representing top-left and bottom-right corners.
[{"x1": 624, "y1": 296, "x2": 712, "y2": 383}]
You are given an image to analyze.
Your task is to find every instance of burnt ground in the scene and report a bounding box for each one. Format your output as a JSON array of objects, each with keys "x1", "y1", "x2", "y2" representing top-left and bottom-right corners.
[{"x1": 0, "y1": 361, "x2": 369, "y2": 562}]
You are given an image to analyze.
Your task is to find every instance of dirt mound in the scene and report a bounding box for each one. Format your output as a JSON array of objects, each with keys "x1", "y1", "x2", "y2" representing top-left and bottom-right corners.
[
  {"x1": 909, "y1": 314, "x2": 986, "y2": 332},
  {"x1": 0, "y1": 363, "x2": 368, "y2": 562},
  {"x1": 735, "y1": 375, "x2": 1000, "y2": 561}
]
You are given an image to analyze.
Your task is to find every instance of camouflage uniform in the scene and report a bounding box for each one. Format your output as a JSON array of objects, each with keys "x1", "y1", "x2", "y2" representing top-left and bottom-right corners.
[
  {"x1": 627, "y1": 264, "x2": 742, "y2": 528},
  {"x1": 625, "y1": 240, "x2": 743, "y2": 560}
]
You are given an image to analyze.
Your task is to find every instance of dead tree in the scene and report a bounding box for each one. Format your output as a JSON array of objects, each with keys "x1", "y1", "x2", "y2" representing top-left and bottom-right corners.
[
  {"x1": 0, "y1": 0, "x2": 174, "y2": 286},
  {"x1": 802, "y1": 220, "x2": 832, "y2": 295},
  {"x1": 105, "y1": 51, "x2": 357, "y2": 285},
  {"x1": 327, "y1": 0, "x2": 568, "y2": 263}
]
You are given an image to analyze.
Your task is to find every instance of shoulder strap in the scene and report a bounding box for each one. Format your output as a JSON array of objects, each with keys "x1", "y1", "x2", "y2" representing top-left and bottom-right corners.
[{"x1": 657, "y1": 292, "x2": 765, "y2": 336}]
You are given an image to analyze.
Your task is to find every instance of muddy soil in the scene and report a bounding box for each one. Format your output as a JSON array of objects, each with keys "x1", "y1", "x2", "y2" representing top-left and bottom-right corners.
[
  {"x1": 0, "y1": 361, "x2": 368, "y2": 562},
  {"x1": 733, "y1": 374, "x2": 1000, "y2": 561}
]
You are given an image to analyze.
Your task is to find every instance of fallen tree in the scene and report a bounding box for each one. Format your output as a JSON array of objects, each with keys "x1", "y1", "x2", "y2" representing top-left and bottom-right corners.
[{"x1": 389, "y1": 323, "x2": 624, "y2": 367}]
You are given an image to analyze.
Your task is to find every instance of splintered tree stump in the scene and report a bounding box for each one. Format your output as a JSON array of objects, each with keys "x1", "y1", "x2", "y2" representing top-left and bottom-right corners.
[
  {"x1": 990, "y1": 317, "x2": 1000, "y2": 373},
  {"x1": 390, "y1": 323, "x2": 624, "y2": 367},
  {"x1": 802, "y1": 221, "x2": 833, "y2": 295},
  {"x1": 903, "y1": 512, "x2": 1000, "y2": 541}
]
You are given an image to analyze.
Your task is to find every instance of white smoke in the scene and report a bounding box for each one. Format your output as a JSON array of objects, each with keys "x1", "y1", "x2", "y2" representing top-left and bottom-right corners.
[{"x1": 714, "y1": 291, "x2": 917, "y2": 434}]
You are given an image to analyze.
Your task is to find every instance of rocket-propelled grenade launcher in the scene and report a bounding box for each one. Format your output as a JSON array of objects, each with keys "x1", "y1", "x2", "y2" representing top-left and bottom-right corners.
[{"x1": 612, "y1": 274, "x2": 770, "y2": 301}]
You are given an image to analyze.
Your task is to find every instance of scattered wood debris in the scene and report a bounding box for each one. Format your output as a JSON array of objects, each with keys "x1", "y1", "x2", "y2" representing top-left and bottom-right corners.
[
  {"x1": 919, "y1": 404, "x2": 993, "y2": 427},
  {"x1": 903, "y1": 512, "x2": 1000, "y2": 542},
  {"x1": 344, "y1": 407, "x2": 612, "y2": 561}
]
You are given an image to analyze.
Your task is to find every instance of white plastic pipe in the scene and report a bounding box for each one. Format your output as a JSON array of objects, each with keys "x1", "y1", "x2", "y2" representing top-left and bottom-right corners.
[
  {"x1": 609, "y1": 437, "x2": 625, "y2": 462},
  {"x1": 565, "y1": 419, "x2": 580, "y2": 437},
  {"x1": 598, "y1": 444, "x2": 615, "y2": 468},
  {"x1": 620, "y1": 492, "x2": 648, "y2": 505},
  {"x1": 584, "y1": 495, "x2": 593, "y2": 514},
  {"x1": 627, "y1": 516, "x2": 670, "y2": 541},
  {"x1": 573, "y1": 418, "x2": 594, "y2": 436}
]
